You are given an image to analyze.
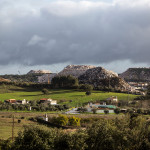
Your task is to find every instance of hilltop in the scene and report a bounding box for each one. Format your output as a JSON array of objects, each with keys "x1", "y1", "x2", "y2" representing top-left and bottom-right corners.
[{"x1": 119, "y1": 68, "x2": 150, "y2": 82}]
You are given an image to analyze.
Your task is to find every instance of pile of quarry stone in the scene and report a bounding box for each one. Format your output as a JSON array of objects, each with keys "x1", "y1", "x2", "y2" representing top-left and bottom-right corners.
[
  {"x1": 58, "y1": 65, "x2": 96, "y2": 77},
  {"x1": 78, "y1": 67, "x2": 131, "y2": 89},
  {"x1": 27, "y1": 70, "x2": 51, "y2": 74}
]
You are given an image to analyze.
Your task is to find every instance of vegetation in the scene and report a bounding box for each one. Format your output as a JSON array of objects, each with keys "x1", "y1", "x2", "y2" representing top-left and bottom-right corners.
[
  {"x1": 51, "y1": 75, "x2": 79, "y2": 88},
  {"x1": 49, "y1": 115, "x2": 81, "y2": 127},
  {"x1": 0, "y1": 102, "x2": 69, "y2": 112},
  {"x1": 41, "y1": 88, "x2": 49, "y2": 95},
  {"x1": 0, "y1": 83, "x2": 137, "y2": 107},
  {"x1": 1, "y1": 114, "x2": 150, "y2": 150}
]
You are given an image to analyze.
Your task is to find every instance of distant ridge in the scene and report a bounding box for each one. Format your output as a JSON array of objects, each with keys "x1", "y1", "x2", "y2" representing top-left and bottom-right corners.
[
  {"x1": 78, "y1": 67, "x2": 130, "y2": 89},
  {"x1": 119, "y1": 68, "x2": 150, "y2": 82}
]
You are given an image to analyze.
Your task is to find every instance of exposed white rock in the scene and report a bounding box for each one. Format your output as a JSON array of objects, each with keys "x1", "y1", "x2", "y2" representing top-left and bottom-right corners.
[
  {"x1": 27, "y1": 70, "x2": 51, "y2": 74},
  {"x1": 58, "y1": 65, "x2": 96, "y2": 77}
]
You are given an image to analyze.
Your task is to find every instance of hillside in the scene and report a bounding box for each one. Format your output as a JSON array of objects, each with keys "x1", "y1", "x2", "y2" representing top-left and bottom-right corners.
[
  {"x1": 0, "y1": 74, "x2": 41, "y2": 83},
  {"x1": 79, "y1": 67, "x2": 130, "y2": 90},
  {"x1": 120, "y1": 68, "x2": 150, "y2": 82}
]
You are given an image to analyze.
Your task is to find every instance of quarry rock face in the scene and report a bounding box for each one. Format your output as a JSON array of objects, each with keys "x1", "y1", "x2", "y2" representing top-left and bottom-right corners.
[
  {"x1": 58, "y1": 65, "x2": 96, "y2": 77},
  {"x1": 27, "y1": 70, "x2": 51, "y2": 74},
  {"x1": 120, "y1": 68, "x2": 150, "y2": 81},
  {"x1": 78, "y1": 67, "x2": 131, "y2": 90}
]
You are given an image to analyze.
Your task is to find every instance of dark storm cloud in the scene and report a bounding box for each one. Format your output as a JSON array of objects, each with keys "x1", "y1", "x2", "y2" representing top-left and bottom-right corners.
[{"x1": 0, "y1": 0, "x2": 150, "y2": 66}]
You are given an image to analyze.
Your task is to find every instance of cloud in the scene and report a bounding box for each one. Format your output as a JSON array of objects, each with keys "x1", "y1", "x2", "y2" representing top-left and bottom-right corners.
[{"x1": 0, "y1": 0, "x2": 150, "y2": 67}]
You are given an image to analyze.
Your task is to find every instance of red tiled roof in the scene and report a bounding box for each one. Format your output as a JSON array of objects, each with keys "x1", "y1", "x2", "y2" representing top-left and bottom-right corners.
[{"x1": 40, "y1": 98, "x2": 48, "y2": 101}]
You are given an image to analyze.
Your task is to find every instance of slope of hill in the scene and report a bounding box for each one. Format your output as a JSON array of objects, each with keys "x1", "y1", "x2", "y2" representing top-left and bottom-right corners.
[{"x1": 120, "y1": 68, "x2": 150, "y2": 82}]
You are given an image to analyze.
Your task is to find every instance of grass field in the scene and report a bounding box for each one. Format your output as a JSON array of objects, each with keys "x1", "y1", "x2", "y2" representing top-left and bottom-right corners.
[{"x1": 0, "y1": 84, "x2": 137, "y2": 106}]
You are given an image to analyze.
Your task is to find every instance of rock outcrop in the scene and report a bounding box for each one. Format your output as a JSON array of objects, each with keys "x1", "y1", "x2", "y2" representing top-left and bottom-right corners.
[
  {"x1": 27, "y1": 70, "x2": 51, "y2": 74},
  {"x1": 120, "y1": 68, "x2": 150, "y2": 82},
  {"x1": 58, "y1": 65, "x2": 96, "y2": 77}
]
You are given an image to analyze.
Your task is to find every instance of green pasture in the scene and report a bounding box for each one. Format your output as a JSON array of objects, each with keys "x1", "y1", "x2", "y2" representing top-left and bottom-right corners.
[{"x1": 0, "y1": 84, "x2": 137, "y2": 107}]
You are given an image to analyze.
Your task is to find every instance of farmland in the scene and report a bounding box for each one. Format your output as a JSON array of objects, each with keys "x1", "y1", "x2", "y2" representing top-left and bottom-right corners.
[{"x1": 0, "y1": 84, "x2": 137, "y2": 107}]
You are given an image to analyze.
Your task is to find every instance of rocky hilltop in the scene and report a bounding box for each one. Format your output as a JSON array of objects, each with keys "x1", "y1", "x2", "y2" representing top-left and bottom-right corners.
[
  {"x1": 78, "y1": 67, "x2": 131, "y2": 90},
  {"x1": 27, "y1": 70, "x2": 51, "y2": 74},
  {"x1": 58, "y1": 65, "x2": 96, "y2": 77},
  {"x1": 120, "y1": 68, "x2": 150, "y2": 82}
]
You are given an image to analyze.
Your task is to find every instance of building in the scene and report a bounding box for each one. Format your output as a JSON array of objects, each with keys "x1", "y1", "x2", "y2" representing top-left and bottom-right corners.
[
  {"x1": 106, "y1": 96, "x2": 118, "y2": 103},
  {"x1": 16, "y1": 99, "x2": 28, "y2": 104},
  {"x1": 40, "y1": 98, "x2": 57, "y2": 105},
  {"x1": 96, "y1": 105, "x2": 116, "y2": 113},
  {"x1": 4, "y1": 99, "x2": 16, "y2": 104},
  {"x1": 86, "y1": 102, "x2": 116, "y2": 113}
]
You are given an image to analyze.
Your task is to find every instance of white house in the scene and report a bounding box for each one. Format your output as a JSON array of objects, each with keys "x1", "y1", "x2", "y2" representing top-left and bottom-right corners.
[
  {"x1": 40, "y1": 98, "x2": 57, "y2": 105},
  {"x1": 106, "y1": 96, "x2": 118, "y2": 102}
]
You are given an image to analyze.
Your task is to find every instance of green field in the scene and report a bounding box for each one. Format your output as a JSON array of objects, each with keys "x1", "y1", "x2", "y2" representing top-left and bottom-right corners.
[{"x1": 0, "y1": 84, "x2": 137, "y2": 106}]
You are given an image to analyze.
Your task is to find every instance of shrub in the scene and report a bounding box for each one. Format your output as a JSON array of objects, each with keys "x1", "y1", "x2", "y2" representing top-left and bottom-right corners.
[
  {"x1": 42, "y1": 88, "x2": 49, "y2": 95},
  {"x1": 104, "y1": 109, "x2": 109, "y2": 114},
  {"x1": 114, "y1": 108, "x2": 120, "y2": 114},
  {"x1": 85, "y1": 91, "x2": 91, "y2": 96},
  {"x1": 68, "y1": 116, "x2": 81, "y2": 126},
  {"x1": 92, "y1": 108, "x2": 97, "y2": 114},
  {"x1": 54, "y1": 115, "x2": 69, "y2": 126}
]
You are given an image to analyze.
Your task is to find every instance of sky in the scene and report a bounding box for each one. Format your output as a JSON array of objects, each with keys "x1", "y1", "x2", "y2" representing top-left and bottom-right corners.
[{"x1": 0, "y1": 0, "x2": 150, "y2": 75}]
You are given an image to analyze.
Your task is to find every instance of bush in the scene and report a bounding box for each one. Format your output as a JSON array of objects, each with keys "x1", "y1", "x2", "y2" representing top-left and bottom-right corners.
[
  {"x1": 68, "y1": 116, "x2": 81, "y2": 126},
  {"x1": 114, "y1": 108, "x2": 120, "y2": 114},
  {"x1": 79, "y1": 84, "x2": 93, "y2": 92},
  {"x1": 53, "y1": 115, "x2": 69, "y2": 126},
  {"x1": 92, "y1": 108, "x2": 97, "y2": 114},
  {"x1": 104, "y1": 109, "x2": 109, "y2": 114},
  {"x1": 85, "y1": 91, "x2": 91, "y2": 96},
  {"x1": 42, "y1": 88, "x2": 49, "y2": 95}
]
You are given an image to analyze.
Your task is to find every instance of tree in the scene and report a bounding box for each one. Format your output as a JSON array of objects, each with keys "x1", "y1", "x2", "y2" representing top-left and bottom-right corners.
[
  {"x1": 79, "y1": 84, "x2": 93, "y2": 92},
  {"x1": 12, "y1": 126, "x2": 60, "y2": 150},
  {"x1": 114, "y1": 108, "x2": 120, "y2": 114},
  {"x1": 42, "y1": 88, "x2": 49, "y2": 95}
]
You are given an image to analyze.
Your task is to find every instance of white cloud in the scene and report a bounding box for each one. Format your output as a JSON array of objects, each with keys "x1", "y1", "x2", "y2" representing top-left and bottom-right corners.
[{"x1": 27, "y1": 35, "x2": 45, "y2": 46}]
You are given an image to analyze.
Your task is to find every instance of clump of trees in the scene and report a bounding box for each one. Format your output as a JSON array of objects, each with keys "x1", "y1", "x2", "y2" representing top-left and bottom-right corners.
[
  {"x1": 51, "y1": 75, "x2": 79, "y2": 88},
  {"x1": 2, "y1": 115, "x2": 150, "y2": 150}
]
